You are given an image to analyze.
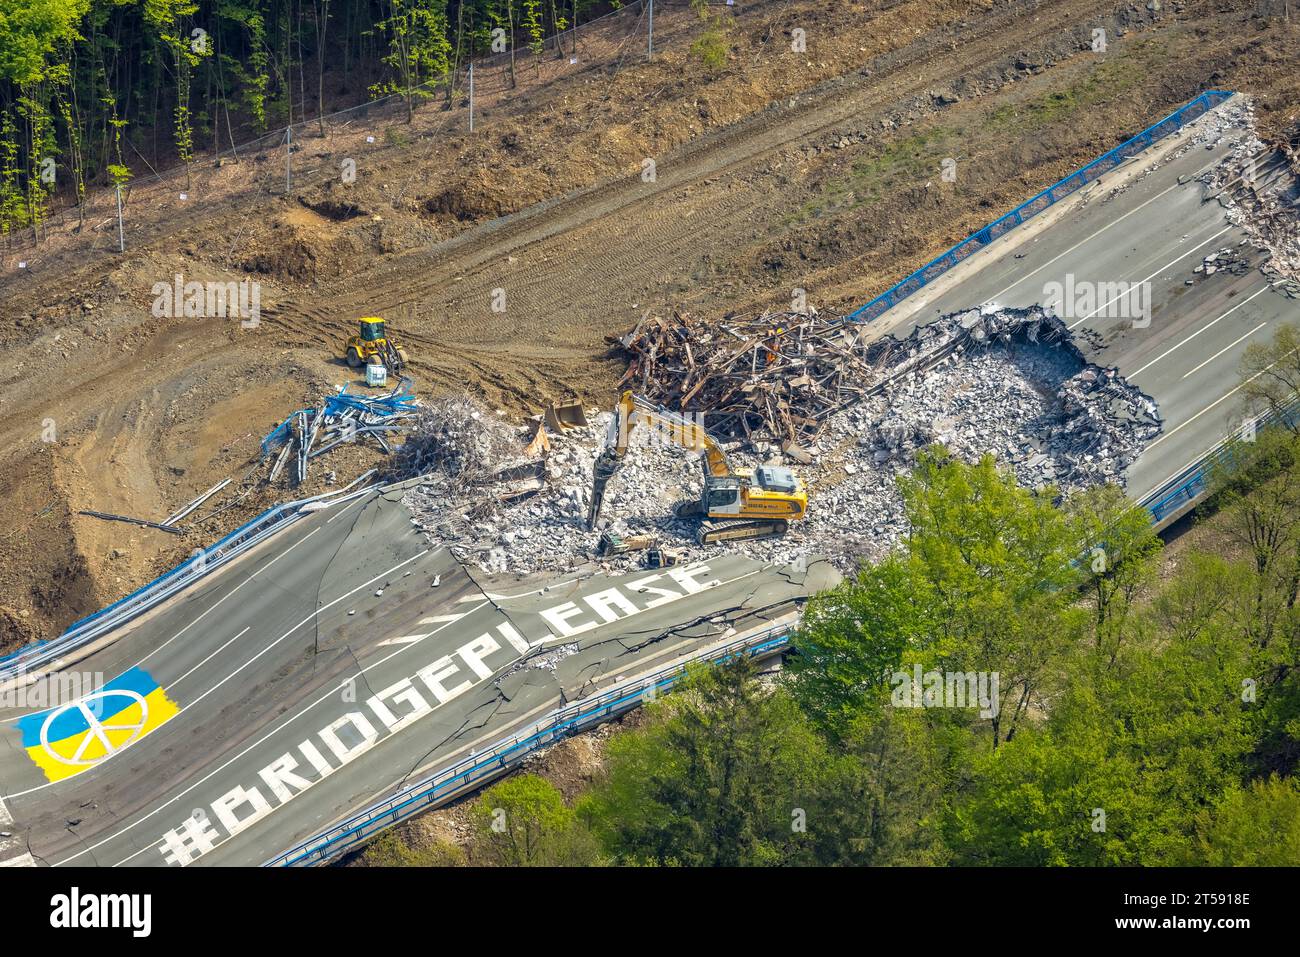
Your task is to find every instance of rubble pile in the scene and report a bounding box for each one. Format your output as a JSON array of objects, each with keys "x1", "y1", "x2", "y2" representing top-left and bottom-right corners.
[
  {"x1": 1192, "y1": 247, "x2": 1252, "y2": 278},
  {"x1": 393, "y1": 394, "x2": 527, "y2": 481},
  {"x1": 1197, "y1": 99, "x2": 1300, "y2": 289},
  {"x1": 609, "y1": 308, "x2": 881, "y2": 446},
  {"x1": 402, "y1": 306, "x2": 1162, "y2": 576},
  {"x1": 856, "y1": 306, "x2": 1161, "y2": 489}
]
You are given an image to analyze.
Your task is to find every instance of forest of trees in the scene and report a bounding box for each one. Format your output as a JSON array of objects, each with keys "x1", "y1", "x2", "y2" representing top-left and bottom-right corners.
[{"x1": 0, "y1": 0, "x2": 619, "y2": 237}]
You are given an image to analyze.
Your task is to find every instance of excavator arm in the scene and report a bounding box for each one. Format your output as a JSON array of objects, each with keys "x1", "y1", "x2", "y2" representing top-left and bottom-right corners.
[{"x1": 586, "y1": 391, "x2": 731, "y2": 529}]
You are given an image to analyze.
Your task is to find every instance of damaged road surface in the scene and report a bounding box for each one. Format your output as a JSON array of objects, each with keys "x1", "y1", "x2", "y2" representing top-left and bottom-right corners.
[
  {"x1": 0, "y1": 481, "x2": 835, "y2": 867},
  {"x1": 871, "y1": 95, "x2": 1300, "y2": 505}
]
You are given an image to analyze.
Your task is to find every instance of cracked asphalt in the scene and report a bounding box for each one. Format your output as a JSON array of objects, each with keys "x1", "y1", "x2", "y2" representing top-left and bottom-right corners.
[{"x1": 0, "y1": 479, "x2": 836, "y2": 866}]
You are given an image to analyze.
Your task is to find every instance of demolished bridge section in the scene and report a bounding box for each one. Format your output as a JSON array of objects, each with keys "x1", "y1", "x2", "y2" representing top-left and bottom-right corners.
[{"x1": 402, "y1": 304, "x2": 1162, "y2": 575}]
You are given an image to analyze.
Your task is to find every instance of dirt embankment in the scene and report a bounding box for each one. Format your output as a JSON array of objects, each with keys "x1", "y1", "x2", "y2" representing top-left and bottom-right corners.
[{"x1": 1, "y1": 0, "x2": 1299, "y2": 650}]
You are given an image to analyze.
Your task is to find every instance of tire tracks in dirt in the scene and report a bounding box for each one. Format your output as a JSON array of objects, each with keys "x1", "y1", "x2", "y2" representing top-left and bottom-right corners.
[{"x1": 267, "y1": 0, "x2": 1118, "y2": 403}]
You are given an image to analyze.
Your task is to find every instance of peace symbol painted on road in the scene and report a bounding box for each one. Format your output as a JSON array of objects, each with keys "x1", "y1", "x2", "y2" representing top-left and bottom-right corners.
[{"x1": 39, "y1": 690, "x2": 150, "y2": 766}]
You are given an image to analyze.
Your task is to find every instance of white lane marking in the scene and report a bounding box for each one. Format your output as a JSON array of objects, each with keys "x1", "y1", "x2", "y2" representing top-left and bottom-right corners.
[
  {"x1": 375, "y1": 635, "x2": 424, "y2": 647},
  {"x1": 454, "y1": 578, "x2": 583, "y2": 602},
  {"x1": 0, "y1": 795, "x2": 11, "y2": 827},
  {"x1": 418, "y1": 614, "x2": 467, "y2": 624},
  {"x1": 3, "y1": 548, "x2": 431, "y2": 802},
  {"x1": 1143, "y1": 347, "x2": 1300, "y2": 454},
  {"x1": 485, "y1": 578, "x2": 583, "y2": 600},
  {"x1": 1129, "y1": 284, "x2": 1275, "y2": 378},
  {"x1": 137, "y1": 527, "x2": 321, "y2": 669},
  {"x1": 88, "y1": 599, "x2": 491, "y2": 868},
  {"x1": 325, "y1": 492, "x2": 373, "y2": 525},
  {"x1": 170, "y1": 628, "x2": 251, "y2": 688},
  {"x1": 1065, "y1": 226, "x2": 1234, "y2": 330},
  {"x1": 980, "y1": 178, "x2": 1212, "y2": 306},
  {"x1": 1181, "y1": 321, "x2": 1269, "y2": 379}
]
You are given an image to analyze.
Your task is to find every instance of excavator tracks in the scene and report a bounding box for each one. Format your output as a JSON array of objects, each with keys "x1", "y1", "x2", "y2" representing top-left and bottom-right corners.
[{"x1": 697, "y1": 519, "x2": 789, "y2": 546}]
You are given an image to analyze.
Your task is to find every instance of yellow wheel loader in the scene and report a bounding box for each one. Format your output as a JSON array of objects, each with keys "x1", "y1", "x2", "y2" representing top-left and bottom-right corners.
[
  {"x1": 344, "y1": 317, "x2": 410, "y2": 374},
  {"x1": 587, "y1": 391, "x2": 809, "y2": 545}
]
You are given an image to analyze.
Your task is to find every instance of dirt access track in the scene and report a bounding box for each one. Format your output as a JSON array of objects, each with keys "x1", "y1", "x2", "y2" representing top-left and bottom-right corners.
[{"x1": 2, "y1": 0, "x2": 1299, "y2": 648}]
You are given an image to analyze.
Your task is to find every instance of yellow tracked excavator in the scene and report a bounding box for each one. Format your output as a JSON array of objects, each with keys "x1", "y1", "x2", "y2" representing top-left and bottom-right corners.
[{"x1": 586, "y1": 391, "x2": 809, "y2": 545}]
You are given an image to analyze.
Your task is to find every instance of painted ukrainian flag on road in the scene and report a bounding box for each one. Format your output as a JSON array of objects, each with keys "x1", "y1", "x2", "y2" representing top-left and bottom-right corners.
[{"x1": 16, "y1": 666, "x2": 179, "y2": 782}]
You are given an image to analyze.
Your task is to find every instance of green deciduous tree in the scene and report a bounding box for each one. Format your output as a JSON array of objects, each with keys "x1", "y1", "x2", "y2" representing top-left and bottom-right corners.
[
  {"x1": 580, "y1": 658, "x2": 831, "y2": 866},
  {"x1": 1185, "y1": 775, "x2": 1300, "y2": 866},
  {"x1": 471, "y1": 773, "x2": 598, "y2": 866},
  {"x1": 371, "y1": 0, "x2": 452, "y2": 122}
]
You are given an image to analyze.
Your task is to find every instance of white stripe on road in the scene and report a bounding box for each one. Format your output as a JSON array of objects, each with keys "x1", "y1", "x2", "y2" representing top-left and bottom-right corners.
[
  {"x1": 1129, "y1": 284, "x2": 1275, "y2": 378},
  {"x1": 170, "y1": 627, "x2": 251, "y2": 688},
  {"x1": 982, "y1": 177, "x2": 1205, "y2": 306},
  {"x1": 1181, "y1": 321, "x2": 1269, "y2": 379},
  {"x1": 375, "y1": 635, "x2": 425, "y2": 647},
  {"x1": 137, "y1": 527, "x2": 322, "y2": 670},
  {"x1": 1143, "y1": 346, "x2": 1300, "y2": 454},
  {"x1": 1065, "y1": 226, "x2": 1234, "y2": 330}
]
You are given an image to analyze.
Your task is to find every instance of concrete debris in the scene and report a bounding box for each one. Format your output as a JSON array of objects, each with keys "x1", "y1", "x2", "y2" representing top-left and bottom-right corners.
[
  {"x1": 401, "y1": 306, "x2": 1161, "y2": 577},
  {"x1": 1195, "y1": 98, "x2": 1300, "y2": 288},
  {"x1": 1192, "y1": 247, "x2": 1252, "y2": 277},
  {"x1": 495, "y1": 642, "x2": 581, "y2": 682},
  {"x1": 393, "y1": 394, "x2": 528, "y2": 481}
]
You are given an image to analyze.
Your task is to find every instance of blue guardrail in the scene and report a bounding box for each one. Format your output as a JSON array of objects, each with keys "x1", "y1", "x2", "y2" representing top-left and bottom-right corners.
[{"x1": 845, "y1": 89, "x2": 1235, "y2": 324}]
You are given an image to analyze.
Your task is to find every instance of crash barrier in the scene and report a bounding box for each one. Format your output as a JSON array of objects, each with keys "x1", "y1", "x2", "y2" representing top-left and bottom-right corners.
[
  {"x1": 1140, "y1": 394, "x2": 1300, "y2": 524},
  {"x1": 0, "y1": 502, "x2": 305, "y2": 680},
  {"x1": 264, "y1": 620, "x2": 795, "y2": 866},
  {"x1": 0, "y1": 484, "x2": 375, "y2": 681},
  {"x1": 845, "y1": 90, "x2": 1236, "y2": 324}
]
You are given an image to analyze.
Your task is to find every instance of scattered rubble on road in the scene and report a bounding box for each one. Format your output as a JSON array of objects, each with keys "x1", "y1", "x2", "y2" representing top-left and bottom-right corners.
[
  {"x1": 1197, "y1": 98, "x2": 1300, "y2": 292},
  {"x1": 402, "y1": 305, "x2": 1162, "y2": 576}
]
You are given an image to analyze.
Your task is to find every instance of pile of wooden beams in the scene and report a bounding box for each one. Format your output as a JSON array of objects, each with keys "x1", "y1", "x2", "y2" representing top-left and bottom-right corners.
[{"x1": 609, "y1": 309, "x2": 887, "y2": 444}]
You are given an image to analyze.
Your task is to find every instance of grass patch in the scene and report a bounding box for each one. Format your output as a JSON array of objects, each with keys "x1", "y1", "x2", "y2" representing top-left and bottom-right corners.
[
  {"x1": 786, "y1": 125, "x2": 965, "y2": 225},
  {"x1": 986, "y1": 45, "x2": 1154, "y2": 133}
]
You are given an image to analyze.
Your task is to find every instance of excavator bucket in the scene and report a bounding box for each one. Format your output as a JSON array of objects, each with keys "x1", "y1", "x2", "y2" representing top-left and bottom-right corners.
[
  {"x1": 524, "y1": 421, "x2": 551, "y2": 458},
  {"x1": 545, "y1": 400, "x2": 589, "y2": 433}
]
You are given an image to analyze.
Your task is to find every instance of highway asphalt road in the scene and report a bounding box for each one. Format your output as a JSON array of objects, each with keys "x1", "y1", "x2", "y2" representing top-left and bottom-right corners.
[
  {"x1": 0, "y1": 482, "x2": 835, "y2": 866},
  {"x1": 873, "y1": 98, "x2": 1299, "y2": 502}
]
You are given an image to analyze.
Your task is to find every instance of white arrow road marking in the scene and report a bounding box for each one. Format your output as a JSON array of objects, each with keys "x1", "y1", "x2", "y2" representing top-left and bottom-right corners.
[{"x1": 375, "y1": 635, "x2": 425, "y2": 647}]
